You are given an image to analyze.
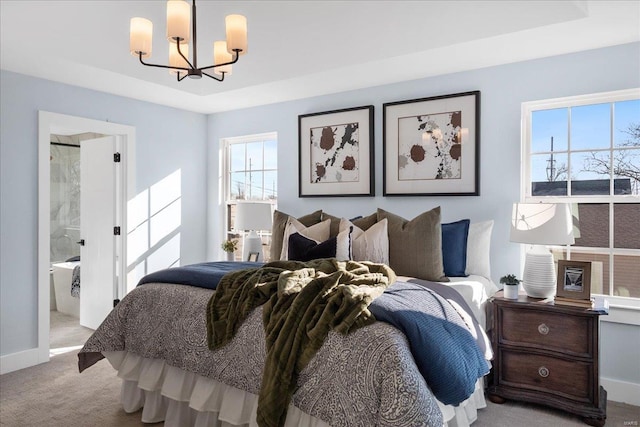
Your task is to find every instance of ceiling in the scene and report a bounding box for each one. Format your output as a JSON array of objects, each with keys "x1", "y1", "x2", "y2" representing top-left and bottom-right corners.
[{"x1": 1, "y1": 1, "x2": 639, "y2": 114}]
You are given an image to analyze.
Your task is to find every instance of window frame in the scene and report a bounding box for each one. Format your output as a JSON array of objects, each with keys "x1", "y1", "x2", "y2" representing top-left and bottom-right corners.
[
  {"x1": 521, "y1": 88, "x2": 640, "y2": 313},
  {"x1": 221, "y1": 132, "x2": 278, "y2": 259}
]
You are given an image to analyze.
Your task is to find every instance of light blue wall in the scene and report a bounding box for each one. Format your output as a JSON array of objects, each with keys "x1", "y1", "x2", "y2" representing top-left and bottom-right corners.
[
  {"x1": 0, "y1": 71, "x2": 208, "y2": 356},
  {"x1": 207, "y1": 42, "x2": 640, "y2": 280},
  {"x1": 206, "y1": 43, "x2": 640, "y2": 390}
]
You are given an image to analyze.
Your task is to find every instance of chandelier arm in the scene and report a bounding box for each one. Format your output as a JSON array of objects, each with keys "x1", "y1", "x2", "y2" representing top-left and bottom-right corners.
[
  {"x1": 139, "y1": 53, "x2": 191, "y2": 71},
  {"x1": 176, "y1": 41, "x2": 195, "y2": 70},
  {"x1": 202, "y1": 71, "x2": 224, "y2": 81},
  {"x1": 198, "y1": 50, "x2": 241, "y2": 72},
  {"x1": 177, "y1": 72, "x2": 189, "y2": 82}
]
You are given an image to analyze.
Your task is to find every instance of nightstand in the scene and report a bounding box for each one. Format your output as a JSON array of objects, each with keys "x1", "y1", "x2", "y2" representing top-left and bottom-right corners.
[{"x1": 487, "y1": 291, "x2": 607, "y2": 427}]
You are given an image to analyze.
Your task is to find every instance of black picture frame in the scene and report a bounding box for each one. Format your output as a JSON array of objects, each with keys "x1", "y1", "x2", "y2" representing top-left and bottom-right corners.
[
  {"x1": 247, "y1": 252, "x2": 260, "y2": 262},
  {"x1": 298, "y1": 105, "x2": 374, "y2": 197},
  {"x1": 383, "y1": 91, "x2": 480, "y2": 196}
]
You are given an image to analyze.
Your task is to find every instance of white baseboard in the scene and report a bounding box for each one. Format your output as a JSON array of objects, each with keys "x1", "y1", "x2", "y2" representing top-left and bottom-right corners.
[
  {"x1": 0, "y1": 348, "x2": 42, "y2": 375},
  {"x1": 602, "y1": 377, "x2": 640, "y2": 406}
]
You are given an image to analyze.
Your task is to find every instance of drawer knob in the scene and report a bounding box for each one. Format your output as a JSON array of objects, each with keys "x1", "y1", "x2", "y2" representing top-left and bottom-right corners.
[
  {"x1": 538, "y1": 366, "x2": 550, "y2": 378},
  {"x1": 538, "y1": 323, "x2": 550, "y2": 335}
]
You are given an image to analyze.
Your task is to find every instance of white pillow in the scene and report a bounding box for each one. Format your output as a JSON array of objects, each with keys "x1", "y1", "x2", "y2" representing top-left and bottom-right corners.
[
  {"x1": 339, "y1": 217, "x2": 389, "y2": 264},
  {"x1": 465, "y1": 220, "x2": 493, "y2": 279},
  {"x1": 280, "y1": 218, "x2": 331, "y2": 260}
]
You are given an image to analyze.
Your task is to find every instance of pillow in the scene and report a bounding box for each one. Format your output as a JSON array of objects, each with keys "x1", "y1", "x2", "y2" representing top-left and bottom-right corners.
[
  {"x1": 465, "y1": 220, "x2": 493, "y2": 279},
  {"x1": 441, "y1": 219, "x2": 470, "y2": 277},
  {"x1": 270, "y1": 209, "x2": 323, "y2": 261},
  {"x1": 340, "y1": 217, "x2": 389, "y2": 264},
  {"x1": 287, "y1": 227, "x2": 352, "y2": 262},
  {"x1": 377, "y1": 207, "x2": 448, "y2": 282},
  {"x1": 323, "y1": 212, "x2": 377, "y2": 238},
  {"x1": 280, "y1": 218, "x2": 331, "y2": 260}
]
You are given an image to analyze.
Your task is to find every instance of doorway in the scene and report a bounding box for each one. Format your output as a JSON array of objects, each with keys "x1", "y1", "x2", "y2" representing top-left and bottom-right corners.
[{"x1": 37, "y1": 111, "x2": 136, "y2": 365}]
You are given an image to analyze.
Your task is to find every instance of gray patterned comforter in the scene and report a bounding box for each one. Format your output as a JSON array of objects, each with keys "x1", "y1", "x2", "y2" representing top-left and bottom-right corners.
[{"x1": 79, "y1": 283, "x2": 446, "y2": 426}]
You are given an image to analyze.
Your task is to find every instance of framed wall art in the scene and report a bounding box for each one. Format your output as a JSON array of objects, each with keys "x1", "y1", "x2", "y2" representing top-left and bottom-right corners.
[
  {"x1": 383, "y1": 91, "x2": 480, "y2": 196},
  {"x1": 299, "y1": 105, "x2": 374, "y2": 197},
  {"x1": 556, "y1": 260, "x2": 592, "y2": 301}
]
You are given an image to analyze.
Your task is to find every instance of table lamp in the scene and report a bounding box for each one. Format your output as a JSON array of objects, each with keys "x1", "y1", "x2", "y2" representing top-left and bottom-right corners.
[
  {"x1": 235, "y1": 202, "x2": 273, "y2": 262},
  {"x1": 510, "y1": 203, "x2": 575, "y2": 298}
]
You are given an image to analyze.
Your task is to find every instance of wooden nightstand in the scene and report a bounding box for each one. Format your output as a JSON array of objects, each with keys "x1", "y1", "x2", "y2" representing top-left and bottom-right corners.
[{"x1": 487, "y1": 291, "x2": 607, "y2": 427}]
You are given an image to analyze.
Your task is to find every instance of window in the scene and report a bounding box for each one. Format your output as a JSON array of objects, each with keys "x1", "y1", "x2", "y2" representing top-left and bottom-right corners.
[
  {"x1": 223, "y1": 132, "x2": 277, "y2": 260},
  {"x1": 522, "y1": 89, "x2": 640, "y2": 300}
]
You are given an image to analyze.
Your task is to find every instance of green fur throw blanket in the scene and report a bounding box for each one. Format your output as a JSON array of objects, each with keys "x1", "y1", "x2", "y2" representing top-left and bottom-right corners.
[{"x1": 206, "y1": 258, "x2": 396, "y2": 427}]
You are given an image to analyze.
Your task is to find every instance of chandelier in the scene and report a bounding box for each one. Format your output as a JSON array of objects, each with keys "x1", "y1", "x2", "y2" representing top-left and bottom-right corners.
[{"x1": 129, "y1": 0, "x2": 247, "y2": 82}]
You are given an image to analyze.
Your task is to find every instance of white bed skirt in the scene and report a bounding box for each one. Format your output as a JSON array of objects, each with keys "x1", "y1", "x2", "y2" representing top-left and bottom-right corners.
[{"x1": 103, "y1": 351, "x2": 486, "y2": 427}]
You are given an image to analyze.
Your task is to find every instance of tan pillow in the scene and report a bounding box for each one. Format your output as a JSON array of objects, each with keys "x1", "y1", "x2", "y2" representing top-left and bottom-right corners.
[
  {"x1": 377, "y1": 207, "x2": 448, "y2": 282},
  {"x1": 340, "y1": 217, "x2": 389, "y2": 264},
  {"x1": 280, "y1": 218, "x2": 331, "y2": 260},
  {"x1": 270, "y1": 210, "x2": 322, "y2": 261}
]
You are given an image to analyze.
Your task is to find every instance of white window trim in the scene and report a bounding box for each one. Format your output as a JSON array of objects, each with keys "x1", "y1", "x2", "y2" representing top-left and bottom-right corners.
[
  {"x1": 520, "y1": 88, "x2": 640, "y2": 317},
  {"x1": 222, "y1": 131, "x2": 278, "y2": 203}
]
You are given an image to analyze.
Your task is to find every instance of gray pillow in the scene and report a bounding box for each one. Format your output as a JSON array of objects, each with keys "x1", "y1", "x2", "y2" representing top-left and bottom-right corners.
[
  {"x1": 377, "y1": 207, "x2": 448, "y2": 282},
  {"x1": 270, "y1": 210, "x2": 323, "y2": 261}
]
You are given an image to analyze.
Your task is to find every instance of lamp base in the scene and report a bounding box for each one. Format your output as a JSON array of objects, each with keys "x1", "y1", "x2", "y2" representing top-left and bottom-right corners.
[
  {"x1": 522, "y1": 245, "x2": 556, "y2": 299},
  {"x1": 242, "y1": 231, "x2": 263, "y2": 262}
]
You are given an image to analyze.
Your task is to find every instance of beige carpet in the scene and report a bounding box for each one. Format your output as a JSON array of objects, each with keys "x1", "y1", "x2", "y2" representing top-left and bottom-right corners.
[{"x1": 1, "y1": 312, "x2": 638, "y2": 426}]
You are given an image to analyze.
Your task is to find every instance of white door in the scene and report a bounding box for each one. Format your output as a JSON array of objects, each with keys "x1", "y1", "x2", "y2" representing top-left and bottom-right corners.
[{"x1": 80, "y1": 136, "x2": 117, "y2": 330}]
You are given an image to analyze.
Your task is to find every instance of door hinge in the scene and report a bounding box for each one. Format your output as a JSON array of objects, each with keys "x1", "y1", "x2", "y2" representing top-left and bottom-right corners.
[
  {"x1": 114, "y1": 226, "x2": 121, "y2": 235},
  {"x1": 114, "y1": 152, "x2": 121, "y2": 162}
]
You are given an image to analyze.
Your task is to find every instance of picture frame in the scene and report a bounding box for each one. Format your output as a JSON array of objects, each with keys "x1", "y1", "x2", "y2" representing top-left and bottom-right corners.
[
  {"x1": 383, "y1": 91, "x2": 480, "y2": 196},
  {"x1": 247, "y1": 252, "x2": 260, "y2": 262},
  {"x1": 298, "y1": 105, "x2": 374, "y2": 197},
  {"x1": 556, "y1": 260, "x2": 592, "y2": 301}
]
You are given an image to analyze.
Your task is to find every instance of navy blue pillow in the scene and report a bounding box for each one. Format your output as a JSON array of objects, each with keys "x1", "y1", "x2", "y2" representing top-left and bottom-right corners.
[
  {"x1": 288, "y1": 232, "x2": 337, "y2": 262},
  {"x1": 441, "y1": 219, "x2": 470, "y2": 277}
]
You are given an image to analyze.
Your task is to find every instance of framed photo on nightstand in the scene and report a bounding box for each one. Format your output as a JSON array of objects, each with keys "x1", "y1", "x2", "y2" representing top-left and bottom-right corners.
[{"x1": 556, "y1": 260, "x2": 592, "y2": 301}]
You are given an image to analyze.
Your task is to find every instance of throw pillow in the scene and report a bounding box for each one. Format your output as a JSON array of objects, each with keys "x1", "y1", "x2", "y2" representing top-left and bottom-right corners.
[
  {"x1": 376, "y1": 207, "x2": 448, "y2": 282},
  {"x1": 465, "y1": 220, "x2": 494, "y2": 279},
  {"x1": 280, "y1": 218, "x2": 331, "y2": 260},
  {"x1": 340, "y1": 217, "x2": 389, "y2": 264},
  {"x1": 287, "y1": 226, "x2": 353, "y2": 262},
  {"x1": 324, "y1": 212, "x2": 378, "y2": 238},
  {"x1": 441, "y1": 219, "x2": 470, "y2": 277},
  {"x1": 270, "y1": 210, "x2": 323, "y2": 261}
]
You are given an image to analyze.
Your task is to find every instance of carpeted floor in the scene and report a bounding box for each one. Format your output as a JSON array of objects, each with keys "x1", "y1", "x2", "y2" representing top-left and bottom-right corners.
[{"x1": 0, "y1": 312, "x2": 638, "y2": 426}]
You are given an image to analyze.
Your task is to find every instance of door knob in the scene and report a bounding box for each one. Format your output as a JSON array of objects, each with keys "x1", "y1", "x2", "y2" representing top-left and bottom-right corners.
[{"x1": 77, "y1": 239, "x2": 85, "y2": 246}]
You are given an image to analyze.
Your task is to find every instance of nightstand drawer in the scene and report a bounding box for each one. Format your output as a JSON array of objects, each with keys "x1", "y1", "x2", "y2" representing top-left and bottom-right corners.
[
  {"x1": 501, "y1": 350, "x2": 593, "y2": 403},
  {"x1": 500, "y1": 306, "x2": 592, "y2": 356}
]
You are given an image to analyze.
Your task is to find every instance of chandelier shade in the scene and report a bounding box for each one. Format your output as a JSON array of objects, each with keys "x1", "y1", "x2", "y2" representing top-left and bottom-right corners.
[{"x1": 129, "y1": 0, "x2": 247, "y2": 82}]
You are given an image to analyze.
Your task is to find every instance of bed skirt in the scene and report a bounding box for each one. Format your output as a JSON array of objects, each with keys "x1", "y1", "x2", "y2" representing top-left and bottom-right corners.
[{"x1": 104, "y1": 351, "x2": 486, "y2": 427}]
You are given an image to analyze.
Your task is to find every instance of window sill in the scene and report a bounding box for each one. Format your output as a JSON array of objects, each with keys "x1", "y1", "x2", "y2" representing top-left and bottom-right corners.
[{"x1": 595, "y1": 295, "x2": 640, "y2": 326}]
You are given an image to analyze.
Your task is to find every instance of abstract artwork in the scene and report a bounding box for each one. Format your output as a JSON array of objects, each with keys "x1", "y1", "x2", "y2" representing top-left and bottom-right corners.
[
  {"x1": 383, "y1": 91, "x2": 480, "y2": 196},
  {"x1": 299, "y1": 106, "x2": 374, "y2": 197},
  {"x1": 310, "y1": 122, "x2": 360, "y2": 184}
]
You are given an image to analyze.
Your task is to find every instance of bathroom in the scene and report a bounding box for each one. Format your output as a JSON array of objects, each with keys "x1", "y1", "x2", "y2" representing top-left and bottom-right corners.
[{"x1": 49, "y1": 132, "x2": 104, "y2": 349}]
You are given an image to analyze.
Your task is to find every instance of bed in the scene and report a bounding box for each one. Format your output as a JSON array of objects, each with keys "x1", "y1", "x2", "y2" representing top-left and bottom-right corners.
[{"x1": 78, "y1": 207, "x2": 498, "y2": 427}]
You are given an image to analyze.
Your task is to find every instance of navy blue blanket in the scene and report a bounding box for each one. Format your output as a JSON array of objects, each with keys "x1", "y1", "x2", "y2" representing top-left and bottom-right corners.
[
  {"x1": 136, "y1": 261, "x2": 489, "y2": 406},
  {"x1": 370, "y1": 280, "x2": 490, "y2": 406},
  {"x1": 137, "y1": 261, "x2": 263, "y2": 290}
]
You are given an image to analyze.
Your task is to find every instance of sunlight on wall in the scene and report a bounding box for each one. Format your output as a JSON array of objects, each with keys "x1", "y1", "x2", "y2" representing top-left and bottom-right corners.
[{"x1": 126, "y1": 169, "x2": 182, "y2": 293}]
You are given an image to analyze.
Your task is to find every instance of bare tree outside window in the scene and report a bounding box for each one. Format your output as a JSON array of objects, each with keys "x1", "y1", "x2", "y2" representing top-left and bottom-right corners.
[{"x1": 582, "y1": 123, "x2": 640, "y2": 195}]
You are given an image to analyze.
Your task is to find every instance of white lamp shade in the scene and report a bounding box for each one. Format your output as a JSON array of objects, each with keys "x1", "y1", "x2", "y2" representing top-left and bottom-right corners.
[
  {"x1": 166, "y1": 0, "x2": 190, "y2": 43},
  {"x1": 235, "y1": 202, "x2": 273, "y2": 231},
  {"x1": 213, "y1": 41, "x2": 233, "y2": 75},
  {"x1": 510, "y1": 203, "x2": 575, "y2": 246},
  {"x1": 130, "y1": 17, "x2": 153, "y2": 57},
  {"x1": 225, "y1": 14, "x2": 247, "y2": 55},
  {"x1": 169, "y1": 42, "x2": 189, "y2": 74}
]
